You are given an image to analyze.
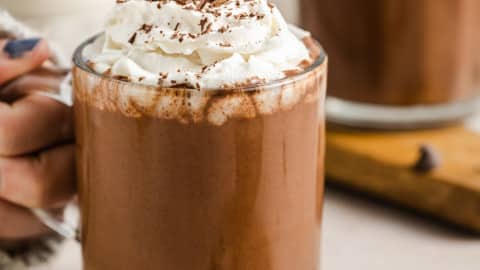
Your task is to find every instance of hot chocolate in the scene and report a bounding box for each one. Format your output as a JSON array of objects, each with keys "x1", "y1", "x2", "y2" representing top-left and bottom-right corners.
[
  {"x1": 73, "y1": 1, "x2": 327, "y2": 269},
  {"x1": 301, "y1": 0, "x2": 480, "y2": 106},
  {"x1": 73, "y1": 62, "x2": 326, "y2": 270}
]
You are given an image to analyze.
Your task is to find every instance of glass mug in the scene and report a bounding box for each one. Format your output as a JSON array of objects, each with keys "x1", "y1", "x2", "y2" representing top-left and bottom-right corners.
[
  {"x1": 301, "y1": 0, "x2": 480, "y2": 129},
  {"x1": 33, "y1": 35, "x2": 328, "y2": 270}
]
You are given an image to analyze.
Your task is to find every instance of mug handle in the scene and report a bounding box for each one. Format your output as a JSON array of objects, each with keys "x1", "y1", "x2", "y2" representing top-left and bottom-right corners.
[
  {"x1": 30, "y1": 72, "x2": 80, "y2": 241},
  {"x1": 31, "y1": 207, "x2": 79, "y2": 241}
]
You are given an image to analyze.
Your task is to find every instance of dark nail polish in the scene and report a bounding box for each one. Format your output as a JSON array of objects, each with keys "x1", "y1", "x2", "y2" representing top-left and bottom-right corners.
[{"x1": 3, "y1": 38, "x2": 41, "y2": 59}]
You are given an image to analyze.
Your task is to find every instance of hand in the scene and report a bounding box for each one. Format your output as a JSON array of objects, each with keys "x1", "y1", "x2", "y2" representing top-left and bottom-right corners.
[{"x1": 0, "y1": 39, "x2": 75, "y2": 243}]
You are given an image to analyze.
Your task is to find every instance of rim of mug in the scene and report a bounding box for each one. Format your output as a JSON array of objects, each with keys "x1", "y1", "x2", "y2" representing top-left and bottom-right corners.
[{"x1": 72, "y1": 33, "x2": 327, "y2": 93}]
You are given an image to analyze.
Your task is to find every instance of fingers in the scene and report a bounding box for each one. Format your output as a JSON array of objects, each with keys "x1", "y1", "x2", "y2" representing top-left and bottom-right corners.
[
  {"x1": 0, "y1": 199, "x2": 50, "y2": 239},
  {"x1": 0, "y1": 39, "x2": 74, "y2": 241},
  {"x1": 0, "y1": 67, "x2": 67, "y2": 102},
  {"x1": 0, "y1": 39, "x2": 70, "y2": 157},
  {"x1": 0, "y1": 94, "x2": 73, "y2": 156},
  {"x1": 0, "y1": 39, "x2": 50, "y2": 85},
  {"x1": 0, "y1": 144, "x2": 76, "y2": 208}
]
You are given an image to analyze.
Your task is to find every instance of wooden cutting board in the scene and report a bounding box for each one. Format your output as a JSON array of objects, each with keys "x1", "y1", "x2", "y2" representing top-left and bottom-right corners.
[{"x1": 325, "y1": 124, "x2": 480, "y2": 232}]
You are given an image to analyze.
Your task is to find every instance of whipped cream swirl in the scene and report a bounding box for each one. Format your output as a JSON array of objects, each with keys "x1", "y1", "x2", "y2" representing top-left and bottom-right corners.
[{"x1": 84, "y1": 0, "x2": 313, "y2": 89}]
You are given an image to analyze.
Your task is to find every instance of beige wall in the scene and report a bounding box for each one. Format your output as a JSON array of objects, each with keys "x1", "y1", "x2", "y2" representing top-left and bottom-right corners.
[
  {"x1": 0, "y1": 0, "x2": 113, "y2": 56},
  {"x1": 272, "y1": 0, "x2": 299, "y2": 24}
]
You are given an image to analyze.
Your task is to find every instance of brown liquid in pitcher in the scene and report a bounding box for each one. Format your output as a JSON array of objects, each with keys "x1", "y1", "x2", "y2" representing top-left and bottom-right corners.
[{"x1": 302, "y1": 0, "x2": 480, "y2": 105}]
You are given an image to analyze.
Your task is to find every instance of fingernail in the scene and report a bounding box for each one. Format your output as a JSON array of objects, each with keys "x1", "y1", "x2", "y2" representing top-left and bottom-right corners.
[{"x1": 3, "y1": 38, "x2": 41, "y2": 59}]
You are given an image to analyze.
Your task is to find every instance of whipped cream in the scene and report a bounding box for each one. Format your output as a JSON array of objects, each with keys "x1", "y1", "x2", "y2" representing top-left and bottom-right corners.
[{"x1": 83, "y1": 0, "x2": 313, "y2": 89}]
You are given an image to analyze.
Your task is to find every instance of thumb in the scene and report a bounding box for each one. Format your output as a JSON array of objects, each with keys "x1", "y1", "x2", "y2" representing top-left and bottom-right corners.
[{"x1": 0, "y1": 38, "x2": 50, "y2": 85}]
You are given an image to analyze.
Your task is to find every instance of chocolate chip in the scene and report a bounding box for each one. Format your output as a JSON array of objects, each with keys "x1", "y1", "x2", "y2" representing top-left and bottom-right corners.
[
  {"x1": 413, "y1": 144, "x2": 441, "y2": 173},
  {"x1": 113, "y1": 75, "x2": 131, "y2": 82},
  {"x1": 211, "y1": 0, "x2": 229, "y2": 7},
  {"x1": 140, "y1": 24, "x2": 153, "y2": 33},
  {"x1": 128, "y1": 32, "x2": 137, "y2": 44},
  {"x1": 199, "y1": 18, "x2": 209, "y2": 32}
]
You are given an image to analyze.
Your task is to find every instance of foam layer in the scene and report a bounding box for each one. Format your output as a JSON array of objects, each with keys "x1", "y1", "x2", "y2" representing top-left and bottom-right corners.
[
  {"x1": 73, "y1": 48, "x2": 326, "y2": 126},
  {"x1": 83, "y1": 0, "x2": 313, "y2": 89}
]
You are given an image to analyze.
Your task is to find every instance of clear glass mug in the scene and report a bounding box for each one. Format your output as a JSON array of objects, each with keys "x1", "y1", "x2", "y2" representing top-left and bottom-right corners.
[
  {"x1": 301, "y1": 0, "x2": 480, "y2": 129},
  {"x1": 33, "y1": 35, "x2": 328, "y2": 270}
]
